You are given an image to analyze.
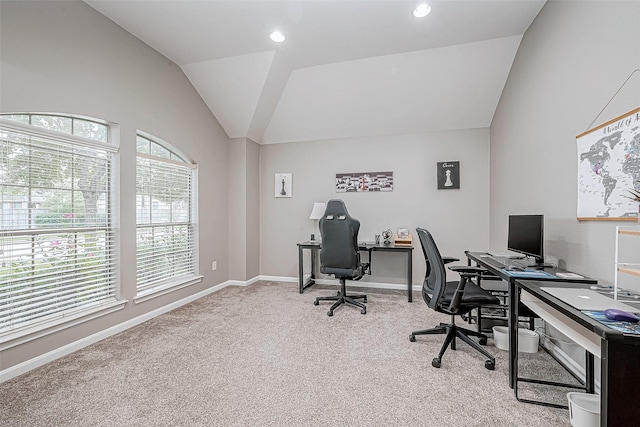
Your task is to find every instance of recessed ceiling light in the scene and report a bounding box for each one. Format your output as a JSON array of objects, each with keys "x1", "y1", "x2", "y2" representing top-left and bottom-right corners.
[
  {"x1": 413, "y1": 3, "x2": 432, "y2": 18},
  {"x1": 270, "y1": 31, "x2": 285, "y2": 43}
]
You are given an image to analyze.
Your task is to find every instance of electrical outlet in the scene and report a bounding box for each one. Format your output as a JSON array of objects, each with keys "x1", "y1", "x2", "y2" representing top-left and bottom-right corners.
[{"x1": 211, "y1": 261, "x2": 217, "y2": 271}]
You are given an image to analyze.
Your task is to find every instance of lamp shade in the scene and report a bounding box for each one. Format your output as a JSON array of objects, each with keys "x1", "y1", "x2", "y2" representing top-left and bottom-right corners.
[{"x1": 309, "y1": 202, "x2": 326, "y2": 220}]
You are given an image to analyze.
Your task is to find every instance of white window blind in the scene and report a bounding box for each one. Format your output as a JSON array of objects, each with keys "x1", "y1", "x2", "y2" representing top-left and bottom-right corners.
[
  {"x1": 136, "y1": 135, "x2": 196, "y2": 292},
  {"x1": 0, "y1": 118, "x2": 117, "y2": 334}
]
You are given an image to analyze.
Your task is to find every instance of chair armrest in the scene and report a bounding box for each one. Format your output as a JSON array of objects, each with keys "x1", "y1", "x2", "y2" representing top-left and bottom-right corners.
[
  {"x1": 442, "y1": 256, "x2": 459, "y2": 265},
  {"x1": 361, "y1": 262, "x2": 371, "y2": 275},
  {"x1": 448, "y1": 276, "x2": 470, "y2": 312},
  {"x1": 447, "y1": 266, "x2": 494, "y2": 312},
  {"x1": 351, "y1": 262, "x2": 370, "y2": 281},
  {"x1": 447, "y1": 266, "x2": 485, "y2": 312}
]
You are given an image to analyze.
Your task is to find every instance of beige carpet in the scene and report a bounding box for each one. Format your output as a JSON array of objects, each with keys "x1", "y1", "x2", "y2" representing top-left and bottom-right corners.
[{"x1": 1, "y1": 281, "x2": 575, "y2": 426}]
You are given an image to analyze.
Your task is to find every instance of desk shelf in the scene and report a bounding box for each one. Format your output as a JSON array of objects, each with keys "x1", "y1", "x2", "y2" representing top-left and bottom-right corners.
[
  {"x1": 618, "y1": 266, "x2": 640, "y2": 277},
  {"x1": 618, "y1": 229, "x2": 640, "y2": 237},
  {"x1": 614, "y1": 225, "x2": 640, "y2": 297}
]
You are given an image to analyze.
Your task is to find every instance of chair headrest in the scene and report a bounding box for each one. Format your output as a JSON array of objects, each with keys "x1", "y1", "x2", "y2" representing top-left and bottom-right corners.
[
  {"x1": 324, "y1": 214, "x2": 346, "y2": 220},
  {"x1": 324, "y1": 199, "x2": 350, "y2": 219}
]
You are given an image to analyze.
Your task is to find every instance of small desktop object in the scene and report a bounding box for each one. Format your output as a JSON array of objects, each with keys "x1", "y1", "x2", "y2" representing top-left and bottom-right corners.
[
  {"x1": 507, "y1": 214, "x2": 548, "y2": 267},
  {"x1": 604, "y1": 308, "x2": 640, "y2": 323},
  {"x1": 382, "y1": 229, "x2": 392, "y2": 245}
]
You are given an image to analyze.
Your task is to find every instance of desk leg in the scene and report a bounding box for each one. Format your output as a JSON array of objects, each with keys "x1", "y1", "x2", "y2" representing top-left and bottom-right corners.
[
  {"x1": 586, "y1": 352, "x2": 595, "y2": 394},
  {"x1": 311, "y1": 248, "x2": 316, "y2": 284},
  {"x1": 407, "y1": 251, "x2": 413, "y2": 303},
  {"x1": 298, "y1": 246, "x2": 304, "y2": 293},
  {"x1": 299, "y1": 246, "x2": 318, "y2": 293},
  {"x1": 509, "y1": 280, "x2": 517, "y2": 389},
  {"x1": 601, "y1": 338, "x2": 640, "y2": 425}
]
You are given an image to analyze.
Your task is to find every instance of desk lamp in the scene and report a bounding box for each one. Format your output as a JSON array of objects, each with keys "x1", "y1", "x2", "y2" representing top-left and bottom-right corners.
[{"x1": 308, "y1": 202, "x2": 326, "y2": 241}]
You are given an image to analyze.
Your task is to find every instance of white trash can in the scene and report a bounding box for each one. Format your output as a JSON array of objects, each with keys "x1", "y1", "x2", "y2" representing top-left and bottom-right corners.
[
  {"x1": 492, "y1": 326, "x2": 539, "y2": 353},
  {"x1": 567, "y1": 392, "x2": 600, "y2": 427}
]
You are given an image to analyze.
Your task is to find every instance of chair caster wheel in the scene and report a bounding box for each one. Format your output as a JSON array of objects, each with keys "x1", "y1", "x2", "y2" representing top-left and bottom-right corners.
[
  {"x1": 363, "y1": 297, "x2": 368, "y2": 303},
  {"x1": 432, "y1": 358, "x2": 441, "y2": 368},
  {"x1": 313, "y1": 300, "x2": 319, "y2": 306},
  {"x1": 361, "y1": 308, "x2": 366, "y2": 315},
  {"x1": 479, "y1": 337, "x2": 487, "y2": 345},
  {"x1": 485, "y1": 360, "x2": 495, "y2": 370},
  {"x1": 409, "y1": 335, "x2": 416, "y2": 342},
  {"x1": 327, "y1": 311, "x2": 333, "y2": 317}
]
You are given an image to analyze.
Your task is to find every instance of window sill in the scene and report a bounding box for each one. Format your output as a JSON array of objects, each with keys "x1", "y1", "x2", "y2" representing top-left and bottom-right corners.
[
  {"x1": 0, "y1": 298, "x2": 128, "y2": 351},
  {"x1": 134, "y1": 275, "x2": 203, "y2": 304}
]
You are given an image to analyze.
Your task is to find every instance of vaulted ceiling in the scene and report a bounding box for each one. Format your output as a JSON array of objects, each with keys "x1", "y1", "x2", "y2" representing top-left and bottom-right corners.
[{"x1": 85, "y1": 0, "x2": 546, "y2": 144}]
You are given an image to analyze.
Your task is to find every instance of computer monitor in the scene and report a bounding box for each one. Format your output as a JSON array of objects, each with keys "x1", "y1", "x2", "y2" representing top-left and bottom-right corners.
[{"x1": 507, "y1": 214, "x2": 544, "y2": 264}]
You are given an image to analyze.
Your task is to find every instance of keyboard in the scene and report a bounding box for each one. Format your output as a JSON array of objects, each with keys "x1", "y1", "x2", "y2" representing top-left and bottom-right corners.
[{"x1": 484, "y1": 256, "x2": 531, "y2": 270}]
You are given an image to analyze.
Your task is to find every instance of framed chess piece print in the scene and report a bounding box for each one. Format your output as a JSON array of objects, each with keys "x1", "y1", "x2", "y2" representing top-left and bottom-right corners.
[
  {"x1": 437, "y1": 161, "x2": 460, "y2": 190},
  {"x1": 275, "y1": 173, "x2": 292, "y2": 197}
]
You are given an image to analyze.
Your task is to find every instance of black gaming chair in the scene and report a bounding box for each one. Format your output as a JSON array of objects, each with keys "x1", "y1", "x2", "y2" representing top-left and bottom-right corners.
[
  {"x1": 313, "y1": 199, "x2": 369, "y2": 316},
  {"x1": 410, "y1": 228, "x2": 499, "y2": 370}
]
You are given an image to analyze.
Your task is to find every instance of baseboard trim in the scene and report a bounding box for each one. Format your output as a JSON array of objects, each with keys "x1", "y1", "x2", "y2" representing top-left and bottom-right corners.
[
  {"x1": 1, "y1": 279, "x2": 239, "y2": 383},
  {"x1": 257, "y1": 275, "x2": 297, "y2": 283},
  {"x1": 312, "y1": 278, "x2": 412, "y2": 292},
  {"x1": 259, "y1": 275, "x2": 414, "y2": 292}
]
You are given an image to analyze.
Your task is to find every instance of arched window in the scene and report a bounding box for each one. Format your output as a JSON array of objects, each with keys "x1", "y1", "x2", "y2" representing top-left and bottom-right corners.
[
  {"x1": 0, "y1": 114, "x2": 119, "y2": 334},
  {"x1": 135, "y1": 132, "x2": 199, "y2": 297}
]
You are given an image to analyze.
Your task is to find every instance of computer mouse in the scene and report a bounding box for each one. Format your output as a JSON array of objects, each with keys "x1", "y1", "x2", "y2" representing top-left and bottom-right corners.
[{"x1": 604, "y1": 308, "x2": 640, "y2": 323}]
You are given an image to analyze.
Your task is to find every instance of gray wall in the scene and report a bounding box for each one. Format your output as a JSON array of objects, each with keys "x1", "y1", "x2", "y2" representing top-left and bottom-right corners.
[
  {"x1": 229, "y1": 138, "x2": 248, "y2": 280},
  {"x1": 259, "y1": 129, "x2": 491, "y2": 286},
  {"x1": 246, "y1": 139, "x2": 261, "y2": 280},
  {"x1": 0, "y1": 1, "x2": 230, "y2": 370},
  {"x1": 228, "y1": 137, "x2": 260, "y2": 281},
  {"x1": 490, "y1": 0, "x2": 640, "y2": 283}
]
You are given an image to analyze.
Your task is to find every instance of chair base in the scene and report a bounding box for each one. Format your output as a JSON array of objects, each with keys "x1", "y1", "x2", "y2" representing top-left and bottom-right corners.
[
  {"x1": 409, "y1": 316, "x2": 495, "y2": 370},
  {"x1": 314, "y1": 279, "x2": 367, "y2": 316}
]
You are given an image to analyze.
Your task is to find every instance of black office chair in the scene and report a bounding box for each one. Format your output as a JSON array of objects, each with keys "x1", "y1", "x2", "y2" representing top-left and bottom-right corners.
[
  {"x1": 313, "y1": 199, "x2": 369, "y2": 316},
  {"x1": 410, "y1": 228, "x2": 499, "y2": 370}
]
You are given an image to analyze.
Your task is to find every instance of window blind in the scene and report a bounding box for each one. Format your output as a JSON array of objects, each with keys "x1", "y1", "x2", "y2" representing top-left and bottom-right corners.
[
  {"x1": 136, "y1": 150, "x2": 196, "y2": 291},
  {"x1": 0, "y1": 122, "x2": 116, "y2": 333}
]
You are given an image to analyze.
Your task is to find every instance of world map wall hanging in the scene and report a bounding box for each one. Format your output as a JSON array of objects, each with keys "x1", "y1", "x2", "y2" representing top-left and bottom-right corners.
[{"x1": 576, "y1": 107, "x2": 640, "y2": 220}]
